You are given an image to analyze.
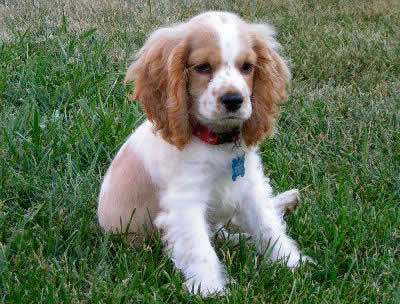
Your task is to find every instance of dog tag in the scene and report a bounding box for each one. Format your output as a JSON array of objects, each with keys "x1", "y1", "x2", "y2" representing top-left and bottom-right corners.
[{"x1": 232, "y1": 155, "x2": 245, "y2": 181}]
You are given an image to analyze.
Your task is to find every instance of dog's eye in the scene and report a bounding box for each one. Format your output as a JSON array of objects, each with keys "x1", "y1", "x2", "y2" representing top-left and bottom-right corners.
[
  {"x1": 194, "y1": 63, "x2": 212, "y2": 74},
  {"x1": 240, "y1": 62, "x2": 253, "y2": 74}
]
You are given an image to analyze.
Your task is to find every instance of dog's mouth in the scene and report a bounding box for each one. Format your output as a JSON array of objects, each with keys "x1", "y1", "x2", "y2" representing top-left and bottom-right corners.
[
  {"x1": 193, "y1": 113, "x2": 245, "y2": 133},
  {"x1": 220, "y1": 114, "x2": 247, "y2": 123},
  {"x1": 222, "y1": 115, "x2": 238, "y2": 120},
  {"x1": 212, "y1": 116, "x2": 246, "y2": 130}
]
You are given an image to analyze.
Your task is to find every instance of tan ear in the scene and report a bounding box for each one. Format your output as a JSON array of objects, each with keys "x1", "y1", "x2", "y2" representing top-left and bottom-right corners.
[
  {"x1": 125, "y1": 28, "x2": 191, "y2": 149},
  {"x1": 166, "y1": 40, "x2": 192, "y2": 149},
  {"x1": 242, "y1": 25, "x2": 291, "y2": 146}
]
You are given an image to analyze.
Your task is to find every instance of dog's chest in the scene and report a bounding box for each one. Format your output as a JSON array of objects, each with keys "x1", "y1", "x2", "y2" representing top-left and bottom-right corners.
[{"x1": 206, "y1": 171, "x2": 243, "y2": 224}]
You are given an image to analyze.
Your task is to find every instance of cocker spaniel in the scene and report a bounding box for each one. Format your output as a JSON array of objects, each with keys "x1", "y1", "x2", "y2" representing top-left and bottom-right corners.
[{"x1": 97, "y1": 11, "x2": 312, "y2": 296}]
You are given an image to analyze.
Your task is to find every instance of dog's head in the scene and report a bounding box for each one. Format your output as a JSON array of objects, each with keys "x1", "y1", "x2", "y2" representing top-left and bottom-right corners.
[{"x1": 125, "y1": 11, "x2": 290, "y2": 149}]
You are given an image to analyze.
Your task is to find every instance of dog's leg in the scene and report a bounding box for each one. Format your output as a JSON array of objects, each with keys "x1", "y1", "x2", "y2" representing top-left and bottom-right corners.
[
  {"x1": 217, "y1": 190, "x2": 300, "y2": 246},
  {"x1": 234, "y1": 170, "x2": 311, "y2": 267},
  {"x1": 155, "y1": 186, "x2": 226, "y2": 296}
]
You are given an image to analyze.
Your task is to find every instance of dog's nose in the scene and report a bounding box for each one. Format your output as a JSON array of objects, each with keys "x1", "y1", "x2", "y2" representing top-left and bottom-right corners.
[{"x1": 220, "y1": 92, "x2": 243, "y2": 112}]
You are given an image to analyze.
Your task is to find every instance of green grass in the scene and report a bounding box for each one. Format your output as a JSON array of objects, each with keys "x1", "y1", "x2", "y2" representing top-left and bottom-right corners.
[{"x1": 1, "y1": 0, "x2": 399, "y2": 303}]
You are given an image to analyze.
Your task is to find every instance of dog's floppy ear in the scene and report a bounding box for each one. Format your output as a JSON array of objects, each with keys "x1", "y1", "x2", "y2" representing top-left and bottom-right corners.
[
  {"x1": 242, "y1": 24, "x2": 291, "y2": 146},
  {"x1": 125, "y1": 27, "x2": 191, "y2": 150}
]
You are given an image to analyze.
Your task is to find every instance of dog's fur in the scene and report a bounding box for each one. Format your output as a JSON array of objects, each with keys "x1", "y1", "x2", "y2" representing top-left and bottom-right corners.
[{"x1": 97, "y1": 11, "x2": 311, "y2": 296}]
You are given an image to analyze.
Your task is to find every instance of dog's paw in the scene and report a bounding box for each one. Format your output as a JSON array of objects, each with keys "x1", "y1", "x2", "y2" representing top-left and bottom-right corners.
[
  {"x1": 185, "y1": 277, "x2": 226, "y2": 297},
  {"x1": 301, "y1": 255, "x2": 316, "y2": 265},
  {"x1": 272, "y1": 189, "x2": 300, "y2": 217},
  {"x1": 287, "y1": 253, "x2": 316, "y2": 269},
  {"x1": 282, "y1": 189, "x2": 300, "y2": 215}
]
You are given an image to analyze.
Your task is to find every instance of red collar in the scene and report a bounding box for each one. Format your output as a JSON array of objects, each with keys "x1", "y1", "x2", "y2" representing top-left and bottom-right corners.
[{"x1": 193, "y1": 124, "x2": 240, "y2": 145}]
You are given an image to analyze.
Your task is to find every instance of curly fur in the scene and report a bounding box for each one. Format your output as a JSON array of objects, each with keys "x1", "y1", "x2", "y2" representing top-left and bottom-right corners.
[{"x1": 242, "y1": 33, "x2": 291, "y2": 145}]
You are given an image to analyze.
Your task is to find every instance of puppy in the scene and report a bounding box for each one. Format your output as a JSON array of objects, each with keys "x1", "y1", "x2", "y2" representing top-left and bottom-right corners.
[{"x1": 98, "y1": 11, "x2": 311, "y2": 296}]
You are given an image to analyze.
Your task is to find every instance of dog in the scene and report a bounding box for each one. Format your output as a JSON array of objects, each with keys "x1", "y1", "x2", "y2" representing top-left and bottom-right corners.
[{"x1": 97, "y1": 11, "x2": 312, "y2": 296}]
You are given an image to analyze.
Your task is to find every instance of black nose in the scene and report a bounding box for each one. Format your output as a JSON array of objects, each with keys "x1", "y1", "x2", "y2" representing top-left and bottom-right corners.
[{"x1": 220, "y1": 92, "x2": 243, "y2": 112}]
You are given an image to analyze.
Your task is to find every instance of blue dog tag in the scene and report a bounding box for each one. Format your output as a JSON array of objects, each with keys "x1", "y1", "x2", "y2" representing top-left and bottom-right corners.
[{"x1": 232, "y1": 155, "x2": 245, "y2": 181}]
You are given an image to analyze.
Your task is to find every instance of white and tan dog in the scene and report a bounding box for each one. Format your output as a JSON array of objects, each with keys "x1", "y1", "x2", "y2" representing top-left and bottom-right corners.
[{"x1": 98, "y1": 11, "x2": 311, "y2": 296}]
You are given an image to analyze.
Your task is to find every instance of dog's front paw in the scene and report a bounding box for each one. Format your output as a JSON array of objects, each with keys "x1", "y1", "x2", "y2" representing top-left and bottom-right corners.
[
  {"x1": 185, "y1": 276, "x2": 226, "y2": 297},
  {"x1": 286, "y1": 253, "x2": 316, "y2": 269},
  {"x1": 301, "y1": 255, "x2": 316, "y2": 265}
]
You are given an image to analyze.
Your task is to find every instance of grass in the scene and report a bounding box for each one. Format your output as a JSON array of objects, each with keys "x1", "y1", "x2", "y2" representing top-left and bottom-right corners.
[{"x1": 0, "y1": 0, "x2": 399, "y2": 303}]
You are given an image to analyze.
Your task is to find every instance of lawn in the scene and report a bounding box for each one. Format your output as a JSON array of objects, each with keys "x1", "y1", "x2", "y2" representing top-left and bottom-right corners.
[{"x1": 0, "y1": 0, "x2": 399, "y2": 303}]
